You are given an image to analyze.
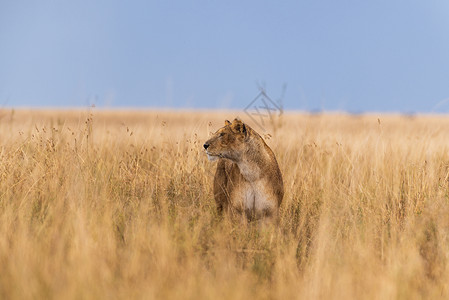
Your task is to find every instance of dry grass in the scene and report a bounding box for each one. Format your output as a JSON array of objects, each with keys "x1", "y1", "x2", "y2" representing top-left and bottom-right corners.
[{"x1": 1, "y1": 109, "x2": 449, "y2": 299}]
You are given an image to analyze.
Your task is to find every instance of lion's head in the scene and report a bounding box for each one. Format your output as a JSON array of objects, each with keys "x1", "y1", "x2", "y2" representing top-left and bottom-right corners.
[{"x1": 203, "y1": 119, "x2": 248, "y2": 162}]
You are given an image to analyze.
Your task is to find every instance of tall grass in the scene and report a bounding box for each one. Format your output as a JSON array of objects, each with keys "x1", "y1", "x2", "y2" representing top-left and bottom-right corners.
[{"x1": 0, "y1": 109, "x2": 448, "y2": 299}]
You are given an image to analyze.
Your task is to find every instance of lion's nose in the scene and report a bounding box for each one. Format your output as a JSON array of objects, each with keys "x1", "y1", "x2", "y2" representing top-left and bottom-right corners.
[{"x1": 203, "y1": 143, "x2": 210, "y2": 150}]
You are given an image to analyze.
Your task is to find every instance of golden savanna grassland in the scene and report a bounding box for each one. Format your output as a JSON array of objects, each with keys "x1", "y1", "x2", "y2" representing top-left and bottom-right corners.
[{"x1": 1, "y1": 109, "x2": 449, "y2": 299}]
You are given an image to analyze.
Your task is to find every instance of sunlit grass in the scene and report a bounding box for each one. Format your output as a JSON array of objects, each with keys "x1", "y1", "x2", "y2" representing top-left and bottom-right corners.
[{"x1": 0, "y1": 109, "x2": 448, "y2": 299}]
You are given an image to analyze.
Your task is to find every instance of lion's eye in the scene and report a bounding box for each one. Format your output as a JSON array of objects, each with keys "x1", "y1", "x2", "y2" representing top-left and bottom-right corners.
[{"x1": 219, "y1": 132, "x2": 225, "y2": 137}]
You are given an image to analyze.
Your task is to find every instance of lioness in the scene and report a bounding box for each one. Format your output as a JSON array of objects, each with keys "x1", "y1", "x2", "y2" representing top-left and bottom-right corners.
[{"x1": 203, "y1": 118, "x2": 284, "y2": 221}]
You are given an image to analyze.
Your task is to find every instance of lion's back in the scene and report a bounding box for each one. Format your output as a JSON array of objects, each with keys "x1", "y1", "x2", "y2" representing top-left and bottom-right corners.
[{"x1": 262, "y1": 141, "x2": 284, "y2": 205}]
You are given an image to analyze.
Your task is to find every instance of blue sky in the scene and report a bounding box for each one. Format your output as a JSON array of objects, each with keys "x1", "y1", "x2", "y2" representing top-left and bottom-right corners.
[{"x1": 1, "y1": 1, "x2": 449, "y2": 112}]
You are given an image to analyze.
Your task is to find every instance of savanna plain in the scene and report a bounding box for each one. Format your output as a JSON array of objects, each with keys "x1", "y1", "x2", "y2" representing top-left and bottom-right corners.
[{"x1": 1, "y1": 109, "x2": 449, "y2": 299}]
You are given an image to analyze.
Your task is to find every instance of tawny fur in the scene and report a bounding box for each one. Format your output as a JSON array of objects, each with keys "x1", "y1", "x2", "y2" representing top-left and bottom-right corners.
[{"x1": 204, "y1": 119, "x2": 284, "y2": 221}]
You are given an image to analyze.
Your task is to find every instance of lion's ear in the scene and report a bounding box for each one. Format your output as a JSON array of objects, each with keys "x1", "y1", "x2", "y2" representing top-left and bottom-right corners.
[
  {"x1": 225, "y1": 120, "x2": 231, "y2": 126},
  {"x1": 242, "y1": 123, "x2": 247, "y2": 135},
  {"x1": 231, "y1": 119, "x2": 246, "y2": 134}
]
